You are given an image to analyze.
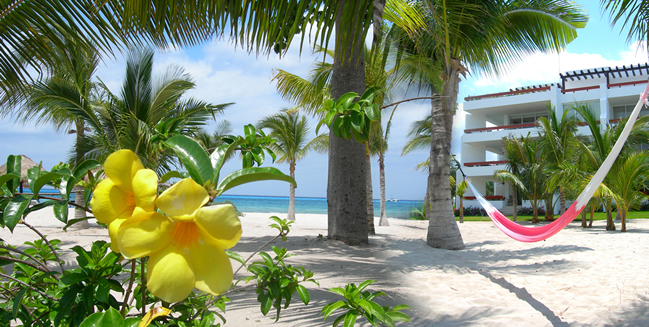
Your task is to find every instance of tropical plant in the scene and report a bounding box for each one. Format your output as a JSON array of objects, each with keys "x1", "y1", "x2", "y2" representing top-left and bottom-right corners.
[
  {"x1": 573, "y1": 103, "x2": 649, "y2": 230},
  {"x1": 607, "y1": 151, "x2": 649, "y2": 232},
  {"x1": 396, "y1": 0, "x2": 587, "y2": 249},
  {"x1": 494, "y1": 135, "x2": 527, "y2": 222},
  {"x1": 455, "y1": 180, "x2": 468, "y2": 223},
  {"x1": 537, "y1": 106, "x2": 581, "y2": 215},
  {"x1": 194, "y1": 120, "x2": 233, "y2": 152},
  {"x1": 257, "y1": 110, "x2": 328, "y2": 221},
  {"x1": 89, "y1": 49, "x2": 229, "y2": 172},
  {"x1": 601, "y1": 0, "x2": 649, "y2": 49}
]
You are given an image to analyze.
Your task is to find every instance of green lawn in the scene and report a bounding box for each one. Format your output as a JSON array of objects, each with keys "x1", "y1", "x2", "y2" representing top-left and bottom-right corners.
[{"x1": 456, "y1": 211, "x2": 649, "y2": 222}]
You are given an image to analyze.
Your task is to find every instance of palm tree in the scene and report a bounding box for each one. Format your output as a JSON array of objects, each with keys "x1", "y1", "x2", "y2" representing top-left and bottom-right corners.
[
  {"x1": 194, "y1": 121, "x2": 233, "y2": 152},
  {"x1": 573, "y1": 103, "x2": 649, "y2": 230},
  {"x1": 86, "y1": 49, "x2": 230, "y2": 172},
  {"x1": 537, "y1": 106, "x2": 581, "y2": 215},
  {"x1": 399, "y1": 0, "x2": 587, "y2": 249},
  {"x1": 608, "y1": 151, "x2": 649, "y2": 232},
  {"x1": 456, "y1": 180, "x2": 468, "y2": 223},
  {"x1": 601, "y1": 0, "x2": 649, "y2": 60},
  {"x1": 494, "y1": 135, "x2": 529, "y2": 222},
  {"x1": 257, "y1": 110, "x2": 327, "y2": 221}
]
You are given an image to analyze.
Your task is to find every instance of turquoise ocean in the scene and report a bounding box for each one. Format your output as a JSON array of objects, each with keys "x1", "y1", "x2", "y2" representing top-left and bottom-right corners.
[
  {"x1": 214, "y1": 195, "x2": 424, "y2": 219},
  {"x1": 31, "y1": 188, "x2": 423, "y2": 219}
]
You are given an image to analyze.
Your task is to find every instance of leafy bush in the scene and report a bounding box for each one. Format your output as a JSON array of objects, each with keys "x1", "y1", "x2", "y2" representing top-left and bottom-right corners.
[
  {"x1": 454, "y1": 206, "x2": 487, "y2": 216},
  {"x1": 517, "y1": 206, "x2": 546, "y2": 215}
]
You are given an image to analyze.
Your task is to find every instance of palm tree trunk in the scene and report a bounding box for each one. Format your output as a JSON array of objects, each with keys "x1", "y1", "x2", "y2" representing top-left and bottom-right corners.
[
  {"x1": 545, "y1": 194, "x2": 554, "y2": 221},
  {"x1": 621, "y1": 208, "x2": 627, "y2": 232},
  {"x1": 288, "y1": 161, "x2": 296, "y2": 221},
  {"x1": 378, "y1": 154, "x2": 389, "y2": 226},
  {"x1": 559, "y1": 187, "x2": 566, "y2": 215},
  {"x1": 74, "y1": 119, "x2": 90, "y2": 229},
  {"x1": 459, "y1": 197, "x2": 464, "y2": 223},
  {"x1": 589, "y1": 204, "x2": 595, "y2": 228},
  {"x1": 327, "y1": 0, "x2": 368, "y2": 245},
  {"x1": 581, "y1": 207, "x2": 587, "y2": 228},
  {"x1": 365, "y1": 148, "x2": 375, "y2": 235},
  {"x1": 605, "y1": 201, "x2": 616, "y2": 230},
  {"x1": 426, "y1": 60, "x2": 464, "y2": 250},
  {"x1": 512, "y1": 189, "x2": 518, "y2": 222}
]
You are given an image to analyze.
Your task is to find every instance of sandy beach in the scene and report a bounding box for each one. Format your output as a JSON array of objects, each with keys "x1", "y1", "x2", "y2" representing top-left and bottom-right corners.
[{"x1": 3, "y1": 209, "x2": 649, "y2": 326}]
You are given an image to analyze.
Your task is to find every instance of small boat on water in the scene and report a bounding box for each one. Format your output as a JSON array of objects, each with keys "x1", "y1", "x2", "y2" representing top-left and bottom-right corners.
[{"x1": 386, "y1": 198, "x2": 399, "y2": 202}]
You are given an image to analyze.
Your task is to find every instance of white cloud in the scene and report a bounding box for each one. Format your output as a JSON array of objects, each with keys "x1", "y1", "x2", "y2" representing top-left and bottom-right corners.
[{"x1": 470, "y1": 41, "x2": 648, "y2": 91}]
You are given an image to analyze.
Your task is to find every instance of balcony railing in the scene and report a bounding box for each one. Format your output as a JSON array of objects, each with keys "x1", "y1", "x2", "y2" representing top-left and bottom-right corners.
[
  {"x1": 463, "y1": 160, "x2": 509, "y2": 167},
  {"x1": 464, "y1": 123, "x2": 536, "y2": 134}
]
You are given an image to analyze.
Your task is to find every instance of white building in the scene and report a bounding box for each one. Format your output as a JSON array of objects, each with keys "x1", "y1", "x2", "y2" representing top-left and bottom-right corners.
[{"x1": 459, "y1": 63, "x2": 649, "y2": 213}]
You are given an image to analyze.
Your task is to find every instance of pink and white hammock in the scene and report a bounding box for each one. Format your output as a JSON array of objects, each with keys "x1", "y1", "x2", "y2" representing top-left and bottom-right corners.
[{"x1": 465, "y1": 82, "x2": 649, "y2": 242}]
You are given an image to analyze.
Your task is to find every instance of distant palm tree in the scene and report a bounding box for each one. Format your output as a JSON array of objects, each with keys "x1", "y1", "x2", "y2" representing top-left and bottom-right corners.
[
  {"x1": 88, "y1": 49, "x2": 231, "y2": 172},
  {"x1": 601, "y1": 0, "x2": 649, "y2": 58},
  {"x1": 194, "y1": 121, "x2": 233, "y2": 152},
  {"x1": 608, "y1": 151, "x2": 649, "y2": 232},
  {"x1": 456, "y1": 180, "x2": 468, "y2": 223},
  {"x1": 537, "y1": 106, "x2": 581, "y2": 215},
  {"x1": 494, "y1": 135, "x2": 527, "y2": 222},
  {"x1": 257, "y1": 110, "x2": 328, "y2": 221}
]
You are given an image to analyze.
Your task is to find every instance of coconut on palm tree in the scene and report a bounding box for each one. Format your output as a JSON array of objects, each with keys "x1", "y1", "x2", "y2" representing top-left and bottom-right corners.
[{"x1": 257, "y1": 110, "x2": 327, "y2": 221}]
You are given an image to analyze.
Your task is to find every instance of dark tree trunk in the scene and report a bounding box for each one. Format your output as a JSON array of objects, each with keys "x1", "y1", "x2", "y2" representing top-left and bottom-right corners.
[
  {"x1": 426, "y1": 59, "x2": 464, "y2": 250},
  {"x1": 605, "y1": 202, "x2": 616, "y2": 230},
  {"x1": 545, "y1": 194, "x2": 555, "y2": 221},
  {"x1": 559, "y1": 187, "x2": 566, "y2": 214},
  {"x1": 621, "y1": 209, "x2": 627, "y2": 232},
  {"x1": 327, "y1": 0, "x2": 368, "y2": 245},
  {"x1": 459, "y1": 197, "x2": 464, "y2": 223},
  {"x1": 365, "y1": 148, "x2": 375, "y2": 234},
  {"x1": 288, "y1": 161, "x2": 296, "y2": 221},
  {"x1": 589, "y1": 204, "x2": 595, "y2": 228},
  {"x1": 581, "y1": 207, "x2": 587, "y2": 228}
]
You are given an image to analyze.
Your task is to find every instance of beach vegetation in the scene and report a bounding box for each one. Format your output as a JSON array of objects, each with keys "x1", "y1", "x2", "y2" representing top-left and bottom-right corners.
[
  {"x1": 393, "y1": 0, "x2": 587, "y2": 250},
  {"x1": 258, "y1": 110, "x2": 328, "y2": 221}
]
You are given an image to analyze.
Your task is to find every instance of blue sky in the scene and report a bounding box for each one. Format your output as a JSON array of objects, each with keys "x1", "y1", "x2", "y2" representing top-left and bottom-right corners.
[{"x1": 0, "y1": 0, "x2": 646, "y2": 200}]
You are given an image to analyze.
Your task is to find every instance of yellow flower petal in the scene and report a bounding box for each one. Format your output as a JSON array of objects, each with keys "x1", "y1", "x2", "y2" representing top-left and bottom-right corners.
[
  {"x1": 195, "y1": 205, "x2": 242, "y2": 249},
  {"x1": 132, "y1": 169, "x2": 158, "y2": 212},
  {"x1": 156, "y1": 179, "x2": 208, "y2": 219},
  {"x1": 103, "y1": 150, "x2": 144, "y2": 192},
  {"x1": 107, "y1": 218, "x2": 127, "y2": 253},
  {"x1": 188, "y1": 241, "x2": 233, "y2": 296},
  {"x1": 117, "y1": 212, "x2": 173, "y2": 259},
  {"x1": 90, "y1": 179, "x2": 128, "y2": 224},
  {"x1": 147, "y1": 244, "x2": 195, "y2": 303}
]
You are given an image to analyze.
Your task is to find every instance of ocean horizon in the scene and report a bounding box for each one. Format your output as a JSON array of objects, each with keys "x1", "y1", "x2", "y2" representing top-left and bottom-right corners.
[{"x1": 213, "y1": 194, "x2": 424, "y2": 219}]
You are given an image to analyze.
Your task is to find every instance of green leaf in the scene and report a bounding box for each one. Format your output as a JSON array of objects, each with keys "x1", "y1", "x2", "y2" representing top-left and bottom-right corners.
[
  {"x1": 332, "y1": 116, "x2": 344, "y2": 139},
  {"x1": 27, "y1": 165, "x2": 42, "y2": 191},
  {"x1": 350, "y1": 111, "x2": 364, "y2": 132},
  {"x1": 226, "y1": 250, "x2": 245, "y2": 265},
  {"x1": 4, "y1": 195, "x2": 30, "y2": 232},
  {"x1": 32, "y1": 172, "x2": 63, "y2": 198},
  {"x1": 79, "y1": 307, "x2": 124, "y2": 327},
  {"x1": 341, "y1": 117, "x2": 352, "y2": 140},
  {"x1": 164, "y1": 135, "x2": 213, "y2": 186},
  {"x1": 328, "y1": 287, "x2": 347, "y2": 297},
  {"x1": 364, "y1": 103, "x2": 380, "y2": 121},
  {"x1": 337, "y1": 92, "x2": 358, "y2": 109},
  {"x1": 387, "y1": 311, "x2": 411, "y2": 322},
  {"x1": 244, "y1": 124, "x2": 257, "y2": 144},
  {"x1": 4, "y1": 155, "x2": 20, "y2": 194},
  {"x1": 358, "y1": 280, "x2": 376, "y2": 291},
  {"x1": 160, "y1": 171, "x2": 182, "y2": 183},
  {"x1": 250, "y1": 146, "x2": 265, "y2": 166},
  {"x1": 61, "y1": 272, "x2": 89, "y2": 285},
  {"x1": 259, "y1": 252, "x2": 273, "y2": 266},
  {"x1": 53, "y1": 200, "x2": 69, "y2": 223},
  {"x1": 73, "y1": 159, "x2": 101, "y2": 180},
  {"x1": 210, "y1": 139, "x2": 242, "y2": 183},
  {"x1": 322, "y1": 300, "x2": 347, "y2": 320},
  {"x1": 325, "y1": 111, "x2": 336, "y2": 127},
  {"x1": 360, "y1": 87, "x2": 378, "y2": 101},
  {"x1": 12, "y1": 288, "x2": 27, "y2": 318},
  {"x1": 0, "y1": 173, "x2": 20, "y2": 189},
  {"x1": 392, "y1": 304, "x2": 411, "y2": 312},
  {"x1": 296, "y1": 285, "x2": 309, "y2": 305},
  {"x1": 216, "y1": 167, "x2": 296, "y2": 196},
  {"x1": 259, "y1": 294, "x2": 273, "y2": 316},
  {"x1": 343, "y1": 311, "x2": 357, "y2": 327}
]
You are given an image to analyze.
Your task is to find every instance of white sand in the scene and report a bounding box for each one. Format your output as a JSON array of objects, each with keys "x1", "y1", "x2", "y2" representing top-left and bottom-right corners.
[{"x1": 3, "y1": 208, "x2": 649, "y2": 326}]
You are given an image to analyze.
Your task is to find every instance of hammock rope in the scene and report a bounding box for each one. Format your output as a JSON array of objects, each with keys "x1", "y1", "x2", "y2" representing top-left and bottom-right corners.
[{"x1": 459, "y1": 81, "x2": 649, "y2": 242}]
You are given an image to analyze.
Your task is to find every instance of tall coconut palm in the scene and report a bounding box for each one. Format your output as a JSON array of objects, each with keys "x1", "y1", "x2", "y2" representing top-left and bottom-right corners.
[
  {"x1": 257, "y1": 110, "x2": 328, "y2": 221},
  {"x1": 411, "y1": 0, "x2": 587, "y2": 249},
  {"x1": 601, "y1": 0, "x2": 649, "y2": 53}
]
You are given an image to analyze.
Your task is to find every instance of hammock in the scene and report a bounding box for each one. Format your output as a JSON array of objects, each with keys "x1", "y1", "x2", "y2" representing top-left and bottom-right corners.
[{"x1": 464, "y1": 82, "x2": 649, "y2": 242}]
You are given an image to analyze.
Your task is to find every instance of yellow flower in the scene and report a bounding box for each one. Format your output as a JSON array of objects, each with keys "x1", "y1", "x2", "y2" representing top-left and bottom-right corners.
[
  {"x1": 117, "y1": 178, "x2": 242, "y2": 303},
  {"x1": 89, "y1": 150, "x2": 158, "y2": 253}
]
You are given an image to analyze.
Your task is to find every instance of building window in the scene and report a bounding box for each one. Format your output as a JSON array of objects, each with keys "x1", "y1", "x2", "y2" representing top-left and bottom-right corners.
[
  {"x1": 613, "y1": 104, "x2": 649, "y2": 120},
  {"x1": 509, "y1": 112, "x2": 548, "y2": 125},
  {"x1": 564, "y1": 101, "x2": 600, "y2": 121}
]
